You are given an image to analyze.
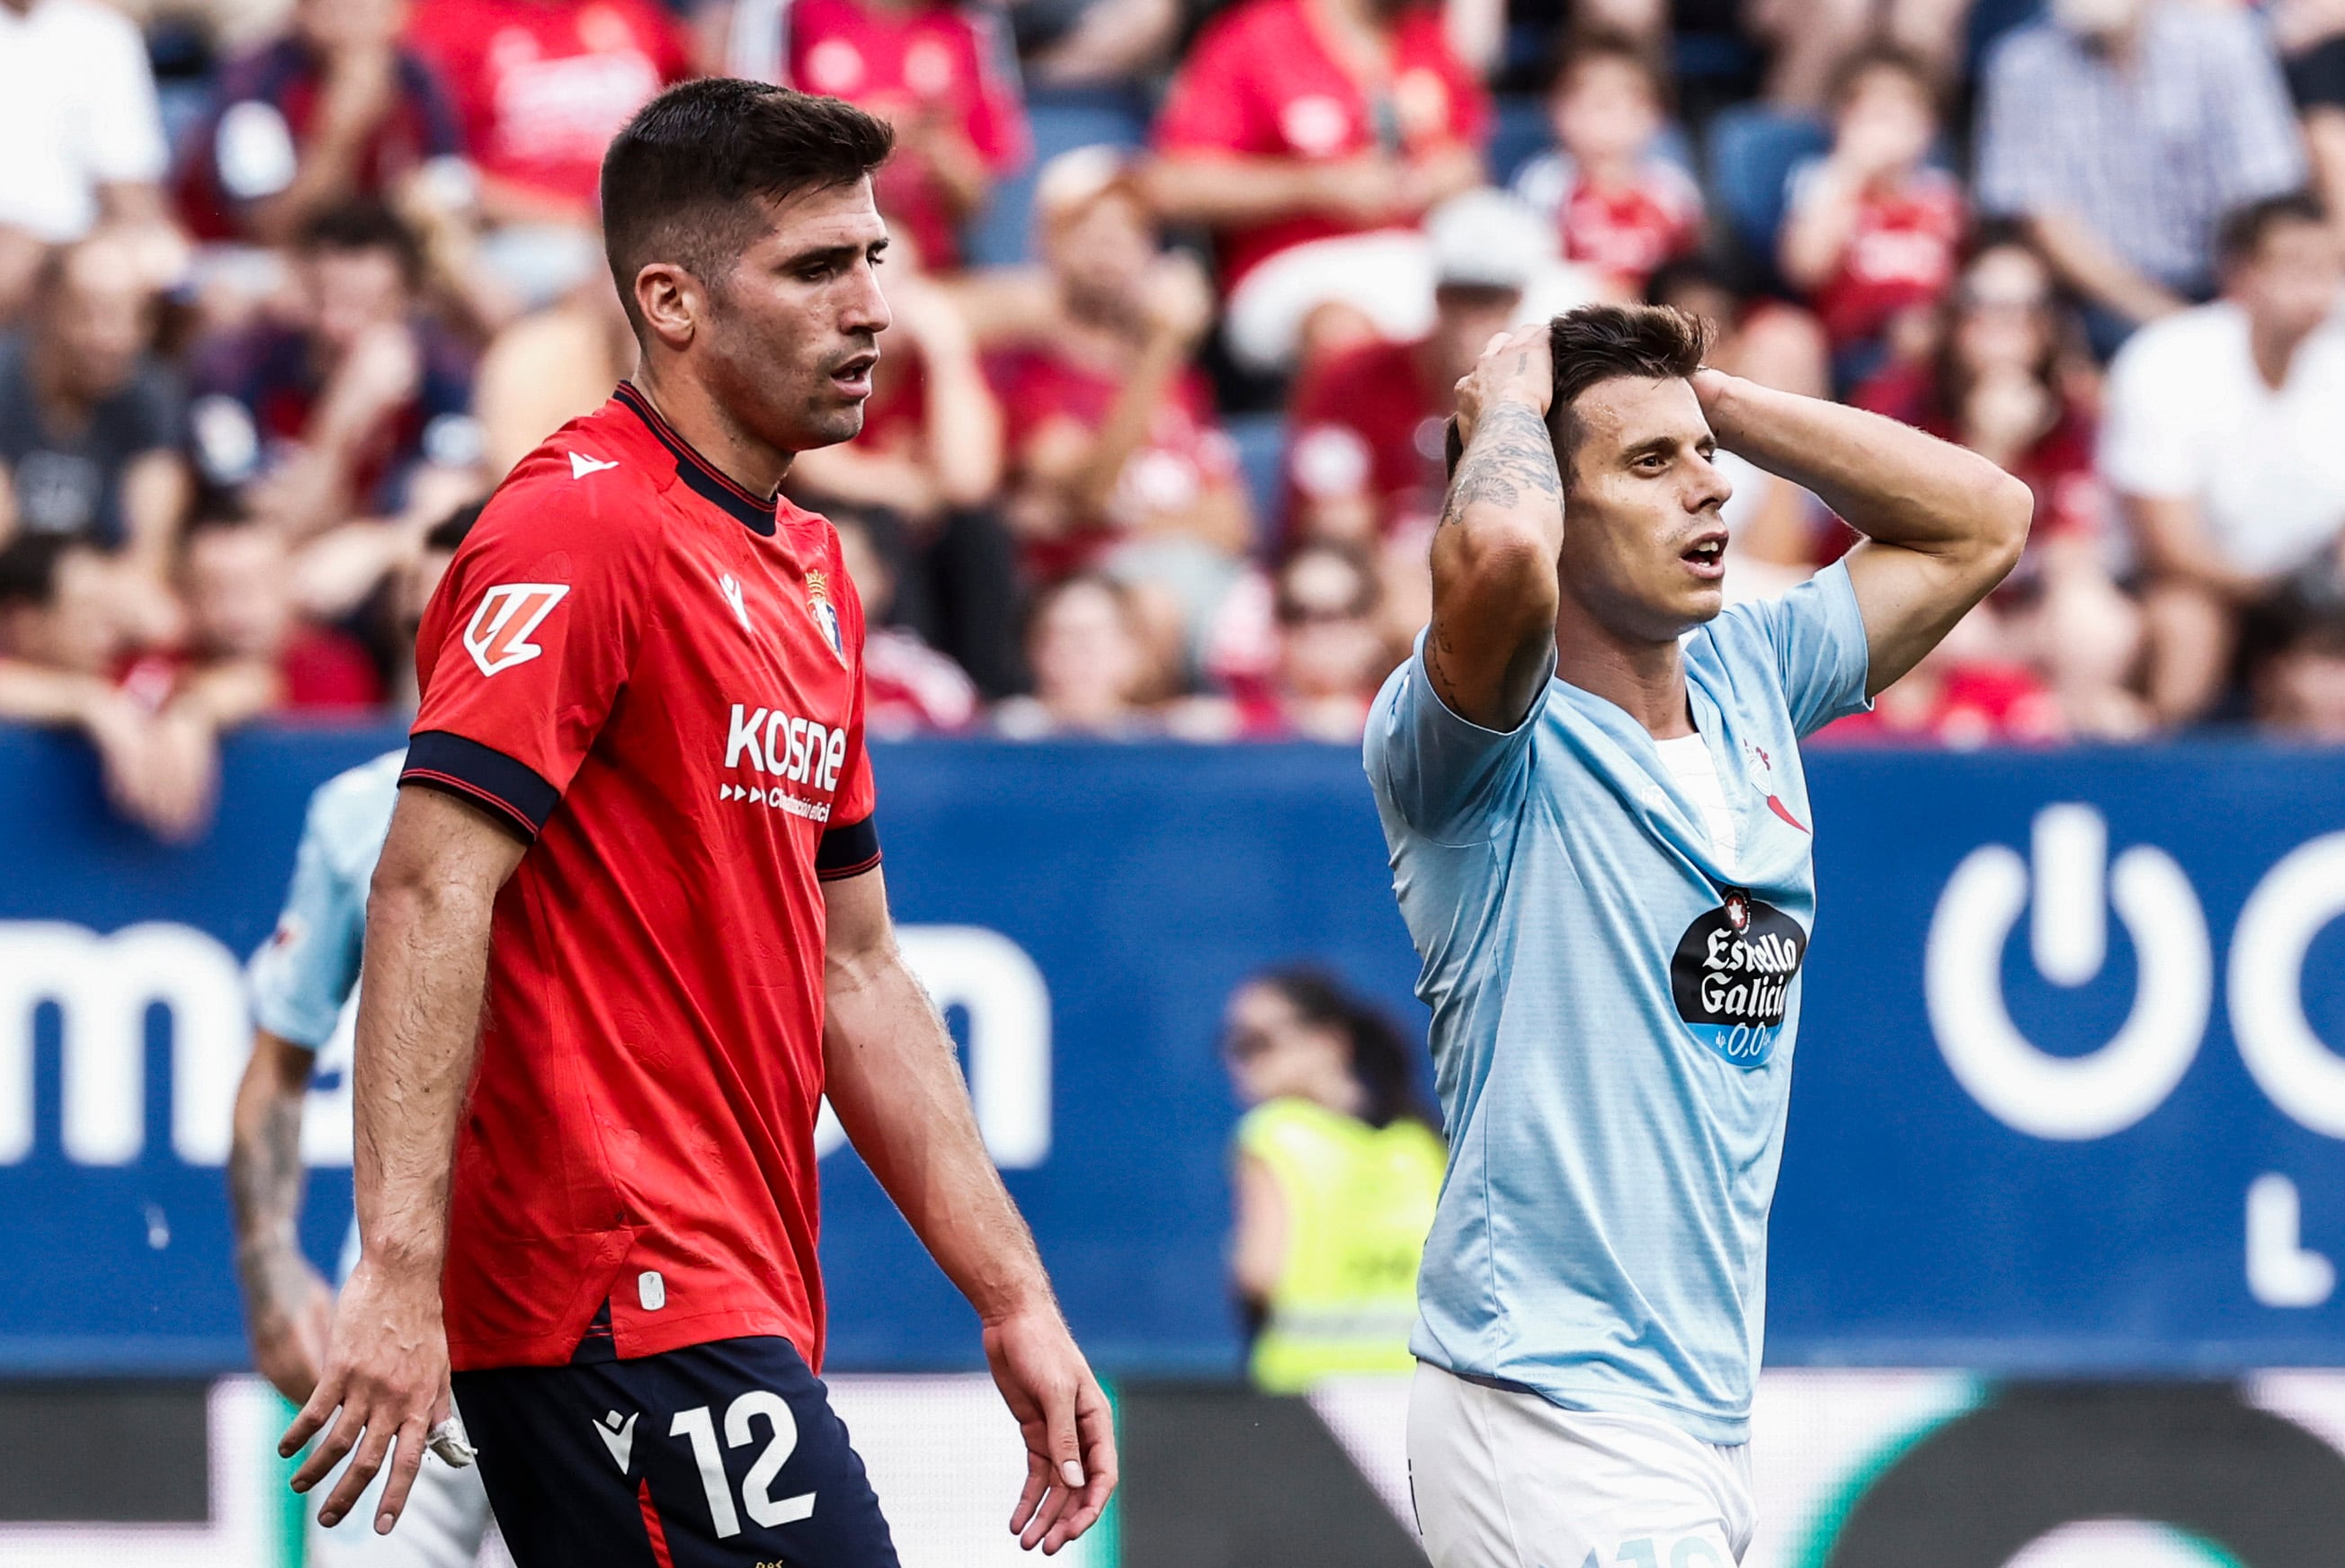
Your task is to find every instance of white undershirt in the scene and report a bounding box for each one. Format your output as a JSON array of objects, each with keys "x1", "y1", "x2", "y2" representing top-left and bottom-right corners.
[{"x1": 1654, "y1": 733, "x2": 1739, "y2": 867}]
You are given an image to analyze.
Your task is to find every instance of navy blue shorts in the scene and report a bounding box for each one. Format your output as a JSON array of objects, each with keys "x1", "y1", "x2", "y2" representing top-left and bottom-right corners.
[{"x1": 452, "y1": 1332, "x2": 900, "y2": 1568}]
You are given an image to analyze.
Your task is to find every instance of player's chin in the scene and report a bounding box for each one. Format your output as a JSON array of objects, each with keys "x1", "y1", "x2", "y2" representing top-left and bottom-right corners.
[{"x1": 796, "y1": 401, "x2": 869, "y2": 451}]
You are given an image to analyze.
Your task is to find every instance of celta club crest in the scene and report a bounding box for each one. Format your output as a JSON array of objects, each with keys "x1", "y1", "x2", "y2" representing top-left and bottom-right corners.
[
  {"x1": 1725, "y1": 887, "x2": 1752, "y2": 932},
  {"x1": 805, "y1": 569, "x2": 845, "y2": 664}
]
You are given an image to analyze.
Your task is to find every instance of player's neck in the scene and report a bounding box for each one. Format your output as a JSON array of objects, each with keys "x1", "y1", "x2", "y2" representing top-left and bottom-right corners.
[
  {"x1": 629, "y1": 366, "x2": 792, "y2": 500},
  {"x1": 1553, "y1": 610, "x2": 1695, "y2": 740}
]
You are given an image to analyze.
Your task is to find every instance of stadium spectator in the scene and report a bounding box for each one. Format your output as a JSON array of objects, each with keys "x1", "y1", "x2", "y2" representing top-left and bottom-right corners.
[
  {"x1": 406, "y1": 0, "x2": 691, "y2": 306},
  {"x1": 833, "y1": 503, "x2": 982, "y2": 735},
  {"x1": 175, "y1": 0, "x2": 470, "y2": 250},
  {"x1": 2101, "y1": 193, "x2": 2345, "y2": 726},
  {"x1": 1146, "y1": 0, "x2": 1489, "y2": 373},
  {"x1": 1285, "y1": 189, "x2": 1550, "y2": 551},
  {"x1": 1257, "y1": 540, "x2": 1388, "y2": 741},
  {"x1": 470, "y1": 275, "x2": 638, "y2": 477},
  {"x1": 173, "y1": 512, "x2": 383, "y2": 717},
  {"x1": 0, "y1": 0, "x2": 175, "y2": 318},
  {"x1": 1779, "y1": 44, "x2": 1962, "y2": 387},
  {"x1": 1510, "y1": 31, "x2": 1703, "y2": 298},
  {"x1": 1975, "y1": 0, "x2": 2306, "y2": 357},
  {"x1": 1819, "y1": 603, "x2": 2068, "y2": 746},
  {"x1": 773, "y1": 0, "x2": 1030, "y2": 272},
  {"x1": 789, "y1": 261, "x2": 1021, "y2": 694},
  {"x1": 1565, "y1": 0, "x2": 1978, "y2": 111},
  {"x1": 0, "y1": 236, "x2": 190, "y2": 585},
  {"x1": 1857, "y1": 236, "x2": 2147, "y2": 737},
  {"x1": 2283, "y1": 2, "x2": 2345, "y2": 255},
  {"x1": 1220, "y1": 967, "x2": 1443, "y2": 1393},
  {"x1": 988, "y1": 150, "x2": 1249, "y2": 589},
  {"x1": 999, "y1": 0, "x2": 1185, "y2": 87},
  {"x1": 189, "y1": 202, "x2": 481, "y2": 538},
  {"x1": 2252, "y1": 589, "x2": 2345, "y2": 742},
  {"x1": 0, "y1": 533, "x2": 211, "y2": 838},
  {"x1": 994, "y1": 571, "x2": 1161, "y2": 736}
]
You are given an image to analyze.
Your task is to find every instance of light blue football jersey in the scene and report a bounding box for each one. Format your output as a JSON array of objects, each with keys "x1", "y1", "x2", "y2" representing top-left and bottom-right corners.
[
  {"x1": 1364, "y1": 562, "x2": 1872, "y2": 1445},
  {"x1": 246, "y1": 748, "x2": 402, "y2": 1281}
]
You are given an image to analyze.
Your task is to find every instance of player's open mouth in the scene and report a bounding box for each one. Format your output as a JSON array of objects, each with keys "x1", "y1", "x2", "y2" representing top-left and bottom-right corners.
[
  {"x1": 832, "y1": 352, "x2": 878, "y2": 398},
  {"x1": 1681, "y1": 531, "x2": 1727, "y2": 580}
]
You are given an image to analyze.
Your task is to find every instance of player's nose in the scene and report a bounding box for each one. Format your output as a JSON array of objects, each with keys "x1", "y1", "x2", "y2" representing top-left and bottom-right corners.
[
  {"x1": 846, "y1": 266, "x2": 891, "y2": 337},
  {"x1": 1690, "y1": 449, "x2": 1733, "y2": 512}
]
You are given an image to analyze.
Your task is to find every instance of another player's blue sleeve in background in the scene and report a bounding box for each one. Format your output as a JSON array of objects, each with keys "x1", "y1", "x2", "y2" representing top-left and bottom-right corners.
[
  {"x1": 1728, "y1": 558, "x2": 1874, "y2": 737},
  {"x1": 1365, "y1": 632, "x2": 1556, "y2": 843},
  {"x1": 247, "y1": 778, "x2": 374, "y2": 1051}
]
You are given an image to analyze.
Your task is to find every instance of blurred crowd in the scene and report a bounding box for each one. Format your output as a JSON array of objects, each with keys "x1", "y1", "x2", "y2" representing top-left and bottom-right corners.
[{"x1": 5, "y1": 0, "x2": 2345, "y2": 838}]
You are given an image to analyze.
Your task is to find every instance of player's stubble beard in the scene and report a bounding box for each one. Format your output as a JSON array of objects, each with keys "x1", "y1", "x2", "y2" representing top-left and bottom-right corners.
[{"x1": 699, "y1": 272, "x2": 876, "y2": 465}]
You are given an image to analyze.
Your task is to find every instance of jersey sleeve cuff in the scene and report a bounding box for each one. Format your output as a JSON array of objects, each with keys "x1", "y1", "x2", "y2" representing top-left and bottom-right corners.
[
  {"x1": 401, "y1": 730, "x2": 558, "y2": 841},
  {"x1": 816, "y1": 813, "x2": 882, "y2": 881}
]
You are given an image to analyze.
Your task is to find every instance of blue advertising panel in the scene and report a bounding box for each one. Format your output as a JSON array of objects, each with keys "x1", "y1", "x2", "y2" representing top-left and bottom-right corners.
[{"x1": 0, "y1": 726, "x2": 2340, "y2": 1376}]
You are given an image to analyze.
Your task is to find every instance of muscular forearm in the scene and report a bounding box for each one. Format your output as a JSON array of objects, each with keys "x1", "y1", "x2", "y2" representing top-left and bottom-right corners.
[
  {"x1": 229, "y1": 1031, "x2": 313, "y2": 1287},
  {"x1": 1427, "y1": 394, "x2": 1565, "y2": 727},
  {"x1": 825, "y1": 943, "x2": 1052, "y2": 1323},
  {"x1": 1699, "y1": 371, "x2": 2028, "y2": 557}
]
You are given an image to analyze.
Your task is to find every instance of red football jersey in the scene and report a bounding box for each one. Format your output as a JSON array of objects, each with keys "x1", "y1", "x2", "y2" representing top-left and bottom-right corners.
[
  {"x1": 1281, "y1": 334, "x2": 1446, "y2": 544},
  {"x1": 406, "y1": 0, "x2": 691, "y2": 208},
  {"x1": 403, "y1": 382, "x2": 878, "y2": 1372},
  {"x1": 1153, "y1": 0, "x2": 1488, "y2": 290},
  {"x1": 1788, "y1": 163, "x2": 1964, "y2": 349}
]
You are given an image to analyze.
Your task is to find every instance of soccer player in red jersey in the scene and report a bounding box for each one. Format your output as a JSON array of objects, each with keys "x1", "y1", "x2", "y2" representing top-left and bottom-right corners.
[{"x1": 279, "y1": 79, "x2": 1117, "y2": 1566}]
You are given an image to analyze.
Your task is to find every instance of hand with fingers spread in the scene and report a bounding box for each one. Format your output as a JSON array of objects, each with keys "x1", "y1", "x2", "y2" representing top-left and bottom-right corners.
[
  {"x1": 985, "y1": 1300, "x2": 1119, "y2": 1555},
  {"x1": 280, "y1": 1253, "x2": 451, "y2": 1536}
]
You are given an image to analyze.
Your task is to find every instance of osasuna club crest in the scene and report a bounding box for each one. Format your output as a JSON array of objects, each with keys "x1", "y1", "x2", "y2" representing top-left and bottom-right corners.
[
  {"x1": 805, "y1": 569, "x2": 845, "y2": 664},
  {"x1": 1669, "y1": 886, "x2": 1807, "y2": 1069}
]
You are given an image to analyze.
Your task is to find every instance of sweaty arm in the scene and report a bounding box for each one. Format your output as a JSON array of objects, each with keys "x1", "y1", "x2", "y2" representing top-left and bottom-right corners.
[
  {"x1": 822, "y1": 866, "x2": 1117, "y2": 1554},
  {"x1": 1692, "y1": 368, "x2": 2032, "y2": 695},
  {"x1": 280, "y1": 786, "x2": 525, "y2": 1535},
  {"x1": 1425, "y1": 323, "x2": 1565, "y2": 730}
]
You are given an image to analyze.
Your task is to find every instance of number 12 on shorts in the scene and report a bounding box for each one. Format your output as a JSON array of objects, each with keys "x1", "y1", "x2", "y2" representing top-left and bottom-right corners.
[
  {"x1": 671, "y1": 1393, "x2": 817, "y2": 1537},
  {"x1": 1583, "y1": 1538, "x2": 1726, "y2": 1568}
]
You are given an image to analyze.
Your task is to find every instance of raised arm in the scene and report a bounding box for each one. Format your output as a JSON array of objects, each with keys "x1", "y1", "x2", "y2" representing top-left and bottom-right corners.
[
  {"x1": 1691, "y1": 368, "x2": 2031, "y2": 695},
  {"x1": 1426, "y1": 324, "x2": 1565, "y2": 730},
  {"x1": 280, "y1": 786, "x2": 525, "y2": 1535},
  {"x1": 821, "y1": 867, "x2": 1116, "y2": 1555}
]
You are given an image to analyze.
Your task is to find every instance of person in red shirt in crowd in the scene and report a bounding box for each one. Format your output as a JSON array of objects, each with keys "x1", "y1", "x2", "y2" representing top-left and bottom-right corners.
[
  {"x1": 1510, "y1": 32, "x2": 1703, "y2": 298},
  {"x1": 406, "y1": 0, "x2": 692, "y2": 303},
  {"x1": 831, "y1": 503, "x2": 981, "y2": 734},
  {"x1": 1855, "y1": 233, "x2": 2149, "y2": 737},
  {"x1": 1817, "y1": 607, "x2": 2067, "y2": 747},
  {"x1": 283, "y1": 81, "x2": 1114, "y2": 1565},
  {"x1": 177, "y1": 0, "x2": 469, "y2": 248},
  {"x1": 1146, "y1": 0, "x2": 1489, "y2": 372},
  {"x1": 1283, "y1": 189, "x2": 1551, "y2": 647},
  {"x1": 174, "y1": 511, "x2": 383, "y2": 713},
  {"x1": 190, "y1": 203, "x2": 483, "y2": 539},
  {"x1": 774, "y1": 0, "x2": 1030, "y2": 272},
  {"x1": 1200, "y1": 539, "x2": 1389, "y2": 740},
  {"x1": 1778, "y1": 44, "x2": 1963, "y2": 387},
  {"x1": 986, "y1": 149, "x2": 1250, "y2": 585}
]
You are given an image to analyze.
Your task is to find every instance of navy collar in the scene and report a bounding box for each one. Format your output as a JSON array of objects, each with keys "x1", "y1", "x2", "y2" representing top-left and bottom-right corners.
[{"x1": 613, "y1": 381, "x2": 779, "y2": 537}]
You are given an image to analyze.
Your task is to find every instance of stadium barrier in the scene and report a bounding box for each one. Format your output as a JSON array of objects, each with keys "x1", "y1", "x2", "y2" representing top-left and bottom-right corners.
[{"x1": 0, "y1": 727, "x2": 2340, "y2": 1375}]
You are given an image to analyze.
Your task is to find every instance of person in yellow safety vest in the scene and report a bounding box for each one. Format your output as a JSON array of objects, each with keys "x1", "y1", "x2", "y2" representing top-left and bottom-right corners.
[{"x1": 1223, "y1": 967, "x2": 1448, "y2": 1394}]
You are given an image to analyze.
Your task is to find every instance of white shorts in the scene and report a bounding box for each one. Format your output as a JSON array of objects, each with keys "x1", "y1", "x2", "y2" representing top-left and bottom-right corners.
[
  {"x1": 1407, "y1": 1361, "x2": 1757, "y2": 1568},
  {"x1": 308, "y1": 1444, "x2": 504, "y2": 1568}
]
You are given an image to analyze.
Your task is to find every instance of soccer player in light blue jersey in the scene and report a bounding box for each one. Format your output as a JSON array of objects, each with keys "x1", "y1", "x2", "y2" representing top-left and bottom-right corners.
[
  {"x1": 227, "y1": 508, "x2": 502, "y2": 1568},
  {"x1": 1369, "y1": 305, "x2": 2030, "y2": 1567}
]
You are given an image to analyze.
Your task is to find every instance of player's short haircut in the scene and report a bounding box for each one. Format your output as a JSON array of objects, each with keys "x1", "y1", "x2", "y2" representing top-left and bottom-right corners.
[
  {"x1": 2217, "y1": 192, "x2": 2330, "y2": 273},
  {"x1": 1444, "y1": 303, "x2": 1709, "y2": 488},
  {"x1": 601, "y1": 78, "x2": 896, "y2": 338}
]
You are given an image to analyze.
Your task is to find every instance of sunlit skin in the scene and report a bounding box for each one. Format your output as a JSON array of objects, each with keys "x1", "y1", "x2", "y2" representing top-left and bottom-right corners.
[
  {"x1": 1553, "y1": 376, "x2": 1735, "y2": 655},
  {"x1": 629, "y1": 176, "x2": 894, "y2": 496}
]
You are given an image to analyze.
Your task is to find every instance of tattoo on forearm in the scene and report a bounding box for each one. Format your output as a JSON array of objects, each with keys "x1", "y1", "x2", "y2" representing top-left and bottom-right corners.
[
  {"x1": 229, "y1": 1094, "x2": 305, "y2": 1304},
  {"x1": 1439, "y1": 400, "x2": 1563, "y2": 530}
]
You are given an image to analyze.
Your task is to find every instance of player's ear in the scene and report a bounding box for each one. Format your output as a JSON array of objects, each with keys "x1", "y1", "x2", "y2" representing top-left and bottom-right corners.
[{"x1": 633, "y1": 263, "x2": 698, "y2": 352}]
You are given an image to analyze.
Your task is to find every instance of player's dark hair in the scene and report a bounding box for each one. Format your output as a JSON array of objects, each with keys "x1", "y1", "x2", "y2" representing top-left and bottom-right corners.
[
  {"x1": 2218, "y1": 192, "x2": 2330, "y2": 273},
  {"x1": 601, "y1": 78, "x2": 895, "y2": 339},
  {"x1": 424, "y1": 501, "x2": 486, "y2": 555},
  {"x1": 296, "y1": 200, "x2": 424, "y2": 287},
  {"x1": 0, "y1": 533, "x2": 78, "y2": 610},
  {"x1": 1445, "y1": 303, "x2": 1710, "y2": 487},
  {"x1": 1255, "y1": 967, "x2": 1441, "y2": 1134}
]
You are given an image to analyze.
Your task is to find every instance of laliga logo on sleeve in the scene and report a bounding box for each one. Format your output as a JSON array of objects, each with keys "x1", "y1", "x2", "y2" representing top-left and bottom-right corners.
[{"x1": 463, "y1": 584, "x2": 569, "y2": 676}]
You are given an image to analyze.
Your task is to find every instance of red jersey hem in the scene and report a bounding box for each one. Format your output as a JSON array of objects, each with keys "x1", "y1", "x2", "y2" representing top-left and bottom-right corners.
[{"x1": 448, "y1": 1305, "x2": 809, "y2": 1372}]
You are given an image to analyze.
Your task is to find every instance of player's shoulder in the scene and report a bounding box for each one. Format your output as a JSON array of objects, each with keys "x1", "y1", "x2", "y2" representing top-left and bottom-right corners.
[
  {"x1": 303, "y1": 748, "x2": 405, "y2": 875},
  {"x1": 468, "y1": 395, "x2": 673, "y2": 561}
]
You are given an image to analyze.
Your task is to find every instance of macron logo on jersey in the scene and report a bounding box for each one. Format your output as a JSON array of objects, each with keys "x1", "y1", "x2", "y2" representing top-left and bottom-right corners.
[
  {"x1": 463, "y1": 584, "x2": 569, "y2": 677},
  {"x1": 569, "y1": 451, "x2": 620, "y2": 479}
]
